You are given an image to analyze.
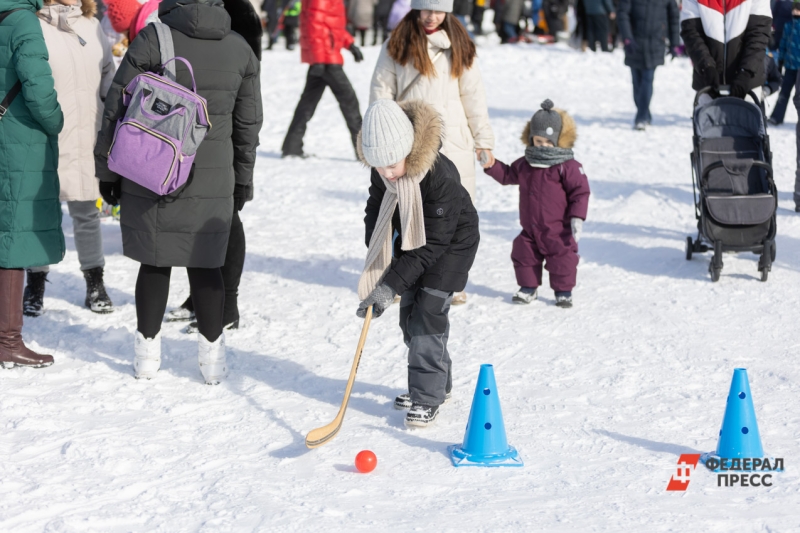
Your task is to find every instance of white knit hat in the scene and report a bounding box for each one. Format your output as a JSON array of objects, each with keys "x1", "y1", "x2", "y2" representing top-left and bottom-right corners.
[
  {"x1": 361, "y1": 100, "x2": 415, "y2": 168},
  {"x1": 410, "y1": 0, "x2": 454, "y2": 12}
]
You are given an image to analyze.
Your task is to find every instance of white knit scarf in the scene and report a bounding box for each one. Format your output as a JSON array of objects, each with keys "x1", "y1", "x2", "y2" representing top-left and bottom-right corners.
[{"x1": 357, "y1": 172, "x2": 427, "y2": 299}]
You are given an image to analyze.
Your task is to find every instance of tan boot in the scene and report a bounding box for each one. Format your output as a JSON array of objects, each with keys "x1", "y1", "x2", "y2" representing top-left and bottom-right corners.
[
  {"x1": 0, "y1": 269, "x2": 54, "y2": 369},
  {"x1": 451, "y1": 291, "x2": 467, "y2": 305}
]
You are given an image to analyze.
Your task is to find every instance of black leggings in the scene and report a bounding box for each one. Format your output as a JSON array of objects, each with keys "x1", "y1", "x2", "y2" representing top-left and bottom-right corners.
[{"x1": 136, "y1": 264, "x2": 224, "y2": 342}]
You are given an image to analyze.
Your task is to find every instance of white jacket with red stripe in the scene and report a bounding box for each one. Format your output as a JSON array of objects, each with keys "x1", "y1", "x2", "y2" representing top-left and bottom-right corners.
[{"x1": 680, "y1": 0, "x2": 772, "y2": 90}]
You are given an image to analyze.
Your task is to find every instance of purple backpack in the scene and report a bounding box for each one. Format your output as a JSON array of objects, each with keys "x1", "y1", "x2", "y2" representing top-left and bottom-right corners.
[{"x1": 107, "y1": 23, "x2": 210, "y2": 195}]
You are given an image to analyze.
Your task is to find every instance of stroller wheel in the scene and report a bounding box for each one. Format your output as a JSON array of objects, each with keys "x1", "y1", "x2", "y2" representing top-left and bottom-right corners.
[
  {"x1": 761, "y1": 268, "x2": 769, "y2": 282},
  {"x1": 709, "y1": 264, "x2": 721, "y2": 282},
  {"x1": 685, "y1": 237, "x2": 693, "y2": 260},
  {"x1": 771, "y1": 241, "x2": 776, "y2": 262}
]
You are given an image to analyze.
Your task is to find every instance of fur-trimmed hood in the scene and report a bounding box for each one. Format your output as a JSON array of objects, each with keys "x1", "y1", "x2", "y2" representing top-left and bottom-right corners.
[
  {"x1": 80, "y1": 0, "x2": 95, "y2": 17},
  {"x1": 357, "y1": 100, "x2": 445, "y2": 177},
  {"x1": 39, "y1": 0, "x2": 96, "y2": 17},
  {"x1": 521, "y1": 108, "x2": 577, "y2": 149}
]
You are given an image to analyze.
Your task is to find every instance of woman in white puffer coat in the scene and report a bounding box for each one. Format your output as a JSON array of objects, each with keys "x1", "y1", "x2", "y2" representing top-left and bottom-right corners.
[
  {"x1": 369, "y1": 0, "x2": 494, "y2": 304},
  {"x1": 369, "y1": 0, "x2": 494, "y2": 201},
  {"x1": 28, "y1": 0, "x2": 116, "y2": 317}
]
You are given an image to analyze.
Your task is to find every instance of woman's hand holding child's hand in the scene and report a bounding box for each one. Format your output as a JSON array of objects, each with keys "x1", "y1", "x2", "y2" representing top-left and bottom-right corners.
[{"x1": 477, "y1": 149, "x2": 495, "y2": 169}]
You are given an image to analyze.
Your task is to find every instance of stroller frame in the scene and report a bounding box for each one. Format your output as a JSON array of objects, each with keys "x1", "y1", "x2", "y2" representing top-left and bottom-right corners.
[{"x1": 686, "y1": 87, "x2": 778, "y2": 282}]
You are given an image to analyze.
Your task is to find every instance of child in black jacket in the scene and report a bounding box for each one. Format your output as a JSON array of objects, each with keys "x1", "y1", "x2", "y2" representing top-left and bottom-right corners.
[{"x1": 356, "y1": 99, "x2": 480, "y2": 428}]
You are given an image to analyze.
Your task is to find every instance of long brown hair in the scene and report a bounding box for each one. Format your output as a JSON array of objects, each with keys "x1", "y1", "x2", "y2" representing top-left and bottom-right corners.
[{"x1": 386, "y1": 10, "x2": 477, "y2": 79}]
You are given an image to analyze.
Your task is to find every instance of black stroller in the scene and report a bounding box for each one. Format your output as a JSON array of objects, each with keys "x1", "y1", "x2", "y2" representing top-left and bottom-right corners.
[{"x1": 686, "y1": 88, "x2": 777, "y2": 282}]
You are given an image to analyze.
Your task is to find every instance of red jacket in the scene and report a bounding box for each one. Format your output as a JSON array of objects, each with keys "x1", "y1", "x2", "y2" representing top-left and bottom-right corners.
[{"x1": 300, "y1": 0, "x2": 354, "y2": 65}]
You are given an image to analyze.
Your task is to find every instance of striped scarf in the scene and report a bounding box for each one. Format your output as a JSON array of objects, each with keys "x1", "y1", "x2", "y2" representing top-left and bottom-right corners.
[{"x1": 357, "y1": 172, "x2": 426, "y2": 299}]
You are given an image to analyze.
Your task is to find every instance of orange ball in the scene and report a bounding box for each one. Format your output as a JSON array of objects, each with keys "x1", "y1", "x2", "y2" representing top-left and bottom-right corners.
[{"x1": 355, "y1": 450, "x2": 377, "y2": 473}]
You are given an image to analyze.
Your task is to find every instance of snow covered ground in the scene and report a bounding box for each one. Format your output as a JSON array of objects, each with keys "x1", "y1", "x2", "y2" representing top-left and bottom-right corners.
[{"x1": 3, "y1": 38, "x2": 800, "y2": 532}]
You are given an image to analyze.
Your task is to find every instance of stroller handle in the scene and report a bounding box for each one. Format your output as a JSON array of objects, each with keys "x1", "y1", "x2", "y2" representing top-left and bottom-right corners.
[{"x1": 693, "y1": 85, "x2": 764, "y2": 109}]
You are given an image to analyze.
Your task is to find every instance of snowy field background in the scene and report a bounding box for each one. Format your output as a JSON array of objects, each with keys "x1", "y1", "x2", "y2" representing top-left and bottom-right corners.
[{"x1": 3, "y1": 34, "x2": 800, "y2": 532}]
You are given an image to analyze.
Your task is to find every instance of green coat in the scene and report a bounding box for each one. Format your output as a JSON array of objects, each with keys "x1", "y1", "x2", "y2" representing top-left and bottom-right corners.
[{"x1": 0, "y1": 0, "x2": 64, "y2": 269}]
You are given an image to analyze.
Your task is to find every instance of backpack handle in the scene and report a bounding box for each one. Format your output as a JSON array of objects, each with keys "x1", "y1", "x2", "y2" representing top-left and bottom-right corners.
[{"x1": 160, "y1": 57, "x2": 198, "y2": 93}]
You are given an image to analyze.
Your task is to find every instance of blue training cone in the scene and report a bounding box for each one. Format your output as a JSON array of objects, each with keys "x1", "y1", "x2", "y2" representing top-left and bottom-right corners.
[
  {"x1": 701, "y1": 368, "x2": 764, "y2": 468},
  {"x1": 448, "y1": 364, "x2": 523, "y2": 467}
]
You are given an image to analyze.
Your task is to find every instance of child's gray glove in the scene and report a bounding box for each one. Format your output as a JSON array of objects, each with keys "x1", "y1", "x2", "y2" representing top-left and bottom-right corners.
[
  {"x1": 357, "y1": 283, "x2": 396, "y2": 319},
  {"x1": 571, "y1": 217, "x2": 583, "y2": 242}
]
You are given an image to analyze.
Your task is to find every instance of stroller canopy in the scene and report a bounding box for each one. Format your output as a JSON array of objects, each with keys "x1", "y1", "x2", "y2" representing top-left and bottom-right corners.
[{"x1": 694, "y1": 98, "x2": 766, "y2": 140}]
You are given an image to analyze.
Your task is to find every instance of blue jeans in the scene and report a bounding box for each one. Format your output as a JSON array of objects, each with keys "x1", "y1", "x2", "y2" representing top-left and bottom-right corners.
[
  {"x1": 531, "y1": 0, "x2": 543, "y2": 26},
  {"x1": 631, "y1": 67, "x2": 655, "y2": 124},
  {"x1": 503, "y1": 22, "x2": 519, "y2": 40},
  {"x1": 771, "y1": 68, "x2": 797, "y2": 124}
]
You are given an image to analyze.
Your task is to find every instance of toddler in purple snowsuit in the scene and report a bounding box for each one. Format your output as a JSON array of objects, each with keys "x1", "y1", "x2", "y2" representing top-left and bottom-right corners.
[{"x1": 483, "y1": 100, "x2": 590, "y2": 308}]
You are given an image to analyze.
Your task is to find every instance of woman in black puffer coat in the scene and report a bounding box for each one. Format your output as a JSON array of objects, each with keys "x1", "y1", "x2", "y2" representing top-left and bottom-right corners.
[
  {"x1": 94, "y1": 0, "x2": 263, "y2": 385},
  {"x1": 617, "y1": 0, "x2": 680, "y2": 129}
]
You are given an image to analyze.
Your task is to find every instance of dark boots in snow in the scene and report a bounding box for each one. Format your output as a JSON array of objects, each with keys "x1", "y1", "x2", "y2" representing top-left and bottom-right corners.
[
  {"x1": 84, "y1": 267, "x2": 114, "y2": 314},
  {"x1": 405, "y1": 403, "x2": 439, "y2": 428},
  {"x1": 0, "y1": 269, "x2": 54, "y2": 368},
  {"x1": 166, "y1": 296, "x2": 196, "y2": 322},
  {"x1": 23, "y1": 271, "x2": 47, "y2": 317}
]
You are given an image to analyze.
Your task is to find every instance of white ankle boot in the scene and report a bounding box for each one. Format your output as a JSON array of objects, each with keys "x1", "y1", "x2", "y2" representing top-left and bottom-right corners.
[
  {"x1": 134, "y1": 330, "x2": 161, "y2": 379},
  {"x1": 198, "y1": 333, "x2": 226, "y2": 385}
]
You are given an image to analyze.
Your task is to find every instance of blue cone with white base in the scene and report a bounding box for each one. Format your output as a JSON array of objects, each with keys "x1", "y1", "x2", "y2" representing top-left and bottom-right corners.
[
  {"x1": 448, "y1": 364, "x2": 523, "y2": 467},
  {"x1": 701, "y1": 368, "x2": 764, "y2": 469}
]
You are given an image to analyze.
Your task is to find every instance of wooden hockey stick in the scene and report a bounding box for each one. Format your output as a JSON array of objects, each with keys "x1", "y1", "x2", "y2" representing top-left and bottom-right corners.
[{"x1": 305, "y1": 305, "x2": 373, "y2": 449}]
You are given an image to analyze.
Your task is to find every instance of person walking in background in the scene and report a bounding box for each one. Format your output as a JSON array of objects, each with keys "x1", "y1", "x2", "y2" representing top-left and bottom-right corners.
[
  {"x1": 347, "y1": 0, "x2": 375, "y2": 46},
  {"x1": 584, "y1": 0, "x2": 615, "y2": 52},
  {"x1": 543, "y1": 0, "x2": 568, "y2": 40},
  {"x1": 281, "y1": 0, "x2": 363, "y2": 158},
  {"x1": 681, "y1": 0, "x2": 771, "y2": 100},
  {"x1": 373, "y1": 0, "x2": 393, "y2": 44},
  {"x1": 0, "y1": 0, "x2": 64, "y2": 368},
  {"x1": 764, "y1": 51, "x2": 783, "y2": 98},
  {"x1": 282, "y1": 0, "x2": 300, "y2": 49},
  {"x1": 500, "y1": 0, "x2": 525, "y2": 42},
  {"x1": 618, "y1": 0, "x2": 680, "y2": 130},
  {"x1": 369, "y1": 2, "x2": 494, "y2": 304},
  {"x1": 772, "y1": 0, "x2": 793, "y2": 53},
  {"x1": 94, "y1": 0, "x2": 263, "y2": 384},
  {"x1": 769, "y1": 1, "x2": 800, "y2": 125},
  {"x1": 23, "y1": 0, "x2": 116, "y2": 318},
  {"x1": 357, "y1": 99, "x2": 480, "y2": 428}
]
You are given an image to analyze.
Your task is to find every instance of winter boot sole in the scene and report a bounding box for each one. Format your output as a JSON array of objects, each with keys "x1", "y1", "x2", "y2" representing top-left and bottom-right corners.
[
  {"x1": 1, "y1": 360, "x2": 53, "y2": 369},
  {"x1": 404, "y1": 409, "x2": 439, "y2": 428},
  {"x1": 86, "y1": 300, "x2": 114, "y2": 314}
]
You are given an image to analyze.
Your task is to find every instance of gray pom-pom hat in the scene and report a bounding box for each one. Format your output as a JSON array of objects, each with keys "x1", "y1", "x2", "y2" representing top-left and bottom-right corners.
[{"x1": 530, "y1": 99, "x2": 562, "y2": 146}]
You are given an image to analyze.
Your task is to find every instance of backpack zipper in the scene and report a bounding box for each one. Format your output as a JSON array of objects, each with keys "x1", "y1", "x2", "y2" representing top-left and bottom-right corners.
[
  {"x1": 108, "y1": 121, "x2": 180, "y2": 186},
  {"x1": 137, "y1": 73, "x2": 212, "y2": 129}
]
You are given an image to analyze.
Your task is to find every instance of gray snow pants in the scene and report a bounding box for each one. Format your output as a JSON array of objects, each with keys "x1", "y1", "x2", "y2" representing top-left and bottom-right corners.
[
  {"x1": 399, "y1": 285, "x2": 454, "y2": 406},
  {"x1": 29, "y1": 201, "x2": 104, "y2": 273}
]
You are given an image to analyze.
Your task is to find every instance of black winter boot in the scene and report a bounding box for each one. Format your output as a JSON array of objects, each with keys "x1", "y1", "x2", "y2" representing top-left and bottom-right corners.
[
  {"x1": 23, "y1": 271, "x2": 48, "y2": 317},
  {"x1": 83, "y1": 267, "x2": 114, "y2": 314}
]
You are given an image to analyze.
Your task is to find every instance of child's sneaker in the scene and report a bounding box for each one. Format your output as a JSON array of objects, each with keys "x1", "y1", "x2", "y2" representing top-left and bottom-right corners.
[
  {"x1": 394, "y1": 391, "x2": 451, "y2": 410},
  {"x1": 555, "y1": 292, "x2": 573, "y2": 308},
  {"x1": 405, "y1": 403, "x2": 439, "y2": 428},
  {"x1": 512, "y1": 287, "x2": 538, "y2": 304}
]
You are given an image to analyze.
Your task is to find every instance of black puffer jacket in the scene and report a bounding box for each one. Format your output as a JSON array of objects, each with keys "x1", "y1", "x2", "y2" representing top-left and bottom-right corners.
[
  {"x1": 94, "y1": 0, "x2": 263, "y2": 268},
  {"x1": 618, "y1": 0, "x2": 680, "y2": 70},
  {"x1": 361, "y1": 101, "x2": 480, "y2": 295},
  {"x1": 680, "y1": 0, "x2": 772, "y2": 90}
]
